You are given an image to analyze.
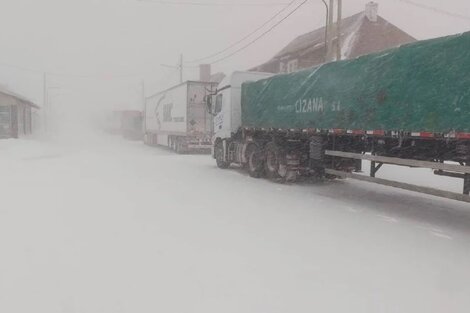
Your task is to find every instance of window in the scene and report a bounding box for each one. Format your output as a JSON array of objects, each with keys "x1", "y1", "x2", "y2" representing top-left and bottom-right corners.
[
  {"x1": 287, "y1": 59, "x2": 298, "y2": 73},
  {"x1": 279, "y1": 62, "x2": 287, "y2": 73},
  {"x1": 214, "y1": 94, "x2": 223, "y2": 114}
]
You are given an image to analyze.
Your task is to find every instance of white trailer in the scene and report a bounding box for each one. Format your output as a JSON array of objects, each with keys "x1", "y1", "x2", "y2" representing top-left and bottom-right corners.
[{"x1": 144, "y1": 81, "x2": 217, "y2": 153}]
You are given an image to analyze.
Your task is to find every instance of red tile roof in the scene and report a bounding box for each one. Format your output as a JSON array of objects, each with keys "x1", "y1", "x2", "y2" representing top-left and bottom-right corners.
[{"x1": 251, "y1": 11, "x2": 416, "y2": 72}]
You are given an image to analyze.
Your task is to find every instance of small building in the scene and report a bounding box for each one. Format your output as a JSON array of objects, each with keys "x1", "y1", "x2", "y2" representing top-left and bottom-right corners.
[
  {"x1": 251, "y1": 2, "x2": 416, "y2": 74},
  {"x1": 0, "y1": 87, "x2": 40, "y2": 139}
]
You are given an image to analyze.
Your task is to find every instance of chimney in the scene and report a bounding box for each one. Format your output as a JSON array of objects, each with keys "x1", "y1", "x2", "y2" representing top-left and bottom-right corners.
[
  {"x1": 365, "y1": 1, "x2": 378, "y2": 22},
  {"x1": 199, "y1": 64, "x2": 211, "y2": 82}
]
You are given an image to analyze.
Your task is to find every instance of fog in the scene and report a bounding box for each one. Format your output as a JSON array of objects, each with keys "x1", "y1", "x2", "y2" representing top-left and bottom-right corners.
[
  {"x1": 2, "y1": 1, "x2": 470, "y2": 312},
  {"x1": 1, "y1": 0, "x2": 470, "y2": 132}
]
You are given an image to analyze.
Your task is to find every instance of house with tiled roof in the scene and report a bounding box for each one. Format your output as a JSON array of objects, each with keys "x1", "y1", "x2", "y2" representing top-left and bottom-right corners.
[{"x1": 251, "y1": 2, "x2": 416, "y2": 74}]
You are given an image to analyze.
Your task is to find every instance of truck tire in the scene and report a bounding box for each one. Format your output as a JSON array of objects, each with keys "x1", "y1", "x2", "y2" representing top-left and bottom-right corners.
[
  {"x1": 215, "y1": 141, "x2": 230, "y2": 169},
  {"x1": 264, "y1": 142, "x2": 288, "y2": 181},
  {"x1": 175, "y1": 138, "x2": 184, "y2": 154},
  {"x1": 246, "y1": 143, "x2": 264, "y2": 178}
]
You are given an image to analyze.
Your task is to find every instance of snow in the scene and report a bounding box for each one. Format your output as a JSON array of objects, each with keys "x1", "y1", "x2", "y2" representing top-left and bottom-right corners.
[
  {"x1": 1, "y1": 135, "x2": 470, "y2": 313},
  {"x1": 340, "y1": 13, "x2": 365, "y2": 61}
]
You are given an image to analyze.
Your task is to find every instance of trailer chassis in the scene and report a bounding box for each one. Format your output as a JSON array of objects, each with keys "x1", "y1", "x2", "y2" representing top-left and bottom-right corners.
[
  {"x1": 324, "y1": 150, "x2": 470, "y2": 203},
  {"x1": 215, "y1": 128, "x2": 470, "y2": 203}
]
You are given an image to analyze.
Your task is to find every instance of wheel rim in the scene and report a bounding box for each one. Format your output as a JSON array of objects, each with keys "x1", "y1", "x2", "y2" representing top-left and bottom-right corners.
[
  {"x1": 278, "y1": 164, "x2": 288, "y2": 178},
  {"x1": 266, "y1": 150, "x2": 278, "y2": 173}
]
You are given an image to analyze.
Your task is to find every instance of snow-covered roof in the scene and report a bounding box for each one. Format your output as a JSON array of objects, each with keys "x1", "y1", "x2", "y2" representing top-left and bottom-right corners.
[
  {"x1": 274, "y1": 12, "x2": 366, "y2": 59},
  {"x1": 0, "y1": 86, "x2": 39, "y2": 109},
  {"x1": 219, "y1": 71, "x2": 273, "y2": 89},
  {"x1": 252, "y1": 8, "x2": 416, "y2": 72}
]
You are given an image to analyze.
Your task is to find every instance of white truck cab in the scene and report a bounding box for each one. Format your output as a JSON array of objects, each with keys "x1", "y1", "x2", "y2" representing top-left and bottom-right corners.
[{"x1": 211, "y1": 71, "x2": 273, "y2": 143}]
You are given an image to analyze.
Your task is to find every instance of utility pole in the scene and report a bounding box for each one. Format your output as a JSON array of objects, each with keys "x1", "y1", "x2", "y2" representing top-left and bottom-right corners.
[
  {"x1": 336, "y1": 0, "x2": 342, "y2": 61},
  {"x1": 321, "y1": 0, "x2": 329, "y2": 62},
  {"x1": 43, "y1": 72, "x2": 47, "y2": 132},
  {"x1": 160, "y1": 54, "x2": 184, "y2": 84},
  {"x1": 179, "y1": 54, "x2": 183, "y2": 83},
  {"x1": 142, "y1": 79, "x2": 146, "y2": 132},
  {"x1": 326, "y1": 0, "x2": 335, "y2": 62},
  {"x1": 141, "y1": 79, "x2": 146, "y2": 108}
]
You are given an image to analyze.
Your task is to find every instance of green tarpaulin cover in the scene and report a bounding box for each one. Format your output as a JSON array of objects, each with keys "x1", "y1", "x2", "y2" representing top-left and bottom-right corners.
[{"x1": 242, "y1": 31, "x2": 470, "y2": 133}]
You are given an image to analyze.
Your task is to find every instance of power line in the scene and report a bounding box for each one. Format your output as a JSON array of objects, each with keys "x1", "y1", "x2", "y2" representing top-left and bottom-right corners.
[
  {"x1": 207, "y1": 0, "x2": 308, "y2": 65},
  {"x1": 137, "y1": 0, "x2": 289, "y2": 6},
  {"x1": 0, "y1": 0, "x2": 307, "y2": 77},
  {"x1": 147, "y1": 67, "x2": 181, "y2": 96},
  {"x1": 186, "y1": 0, "x2": 298, "y2": 64},
  {"x1": 396, "y1": 0, "x2": 470, "y2": 22},
  {"x1": 0, "y1": 61, "x2": 158, "y2": 80}
]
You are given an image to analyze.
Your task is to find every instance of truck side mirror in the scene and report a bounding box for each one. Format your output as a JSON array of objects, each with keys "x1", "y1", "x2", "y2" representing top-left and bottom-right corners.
[{"x1": 204, "y1": 95, "x2": 215, "y2": 115}]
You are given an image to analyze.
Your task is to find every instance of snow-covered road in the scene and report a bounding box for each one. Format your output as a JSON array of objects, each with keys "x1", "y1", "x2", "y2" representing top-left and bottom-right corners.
[{"x1": 1, "y1": 135, "x2": 470, "y2": 313}]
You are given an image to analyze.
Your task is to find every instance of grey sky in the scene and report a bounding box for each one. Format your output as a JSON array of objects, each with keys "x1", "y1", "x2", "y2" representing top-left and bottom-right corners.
[{"x1": 0, "y1": 0, "x2": 469, "y2": 115}]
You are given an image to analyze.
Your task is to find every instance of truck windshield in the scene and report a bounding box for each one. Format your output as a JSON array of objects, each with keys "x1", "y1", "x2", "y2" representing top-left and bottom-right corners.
[{"x1": 214, "y1": 94, "x2": 223, "y2": 114}]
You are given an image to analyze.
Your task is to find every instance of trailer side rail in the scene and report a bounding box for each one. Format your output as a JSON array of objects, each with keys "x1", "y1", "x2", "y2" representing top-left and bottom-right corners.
[
  {"x1": 324, "y1": 150, "x2": 470, "y2": 203},
  {"x1": 325, "y1": 150, "x2": 470, "y2": 174}
]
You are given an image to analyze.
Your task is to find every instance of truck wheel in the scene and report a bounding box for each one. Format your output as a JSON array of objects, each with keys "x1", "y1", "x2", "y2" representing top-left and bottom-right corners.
[
  {"x1": 215, "y1": 141, "x2": 230, "y2": 169},
  {"x1": 246, "y1": 143, "x2": 264, "y2": 178},
  {"x1": 265, "y1": 142, "x2": 288, "y2": 181},
  {"x1": 175, "y1": 138, "x2": 183, "y2": 154}
]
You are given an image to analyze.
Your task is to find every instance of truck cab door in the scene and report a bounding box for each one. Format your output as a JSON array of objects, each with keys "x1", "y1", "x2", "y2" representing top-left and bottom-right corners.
[{"x1": 213, "y1": 90, "x2": 231, "y2": 140}]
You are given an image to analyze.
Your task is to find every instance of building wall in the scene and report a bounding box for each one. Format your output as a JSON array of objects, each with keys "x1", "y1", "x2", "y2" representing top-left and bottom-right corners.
[
  {"x1": 255, "y1": 46, "x2": 327, "y2": 74},
  {"x1": 298, "y1": 47, "x2": 328, "y2": 70},
  {"x1": 0, "y1": 105, "x2": 12, "y2": 138},
  {"x1": 0, "y1": 91, "x2": 37, "y2": 138},
  {"x1": 0, "y1": 103, "x2": 34, "y2": 138}
]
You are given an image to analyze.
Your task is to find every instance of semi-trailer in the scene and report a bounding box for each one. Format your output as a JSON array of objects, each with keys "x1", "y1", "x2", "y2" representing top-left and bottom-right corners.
[
  {"x1": 145, "y1": 81, "x2": 217, "y2": 153},
  {"x1": 120, "y1": 110, "x2": 143, "y2": 140},
  {"x1": 104, "y1": 110, "x2": 143, "y2": 140},
  {"x1": 207, "y1": 32, "x2": 470, "y2": 203}
]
